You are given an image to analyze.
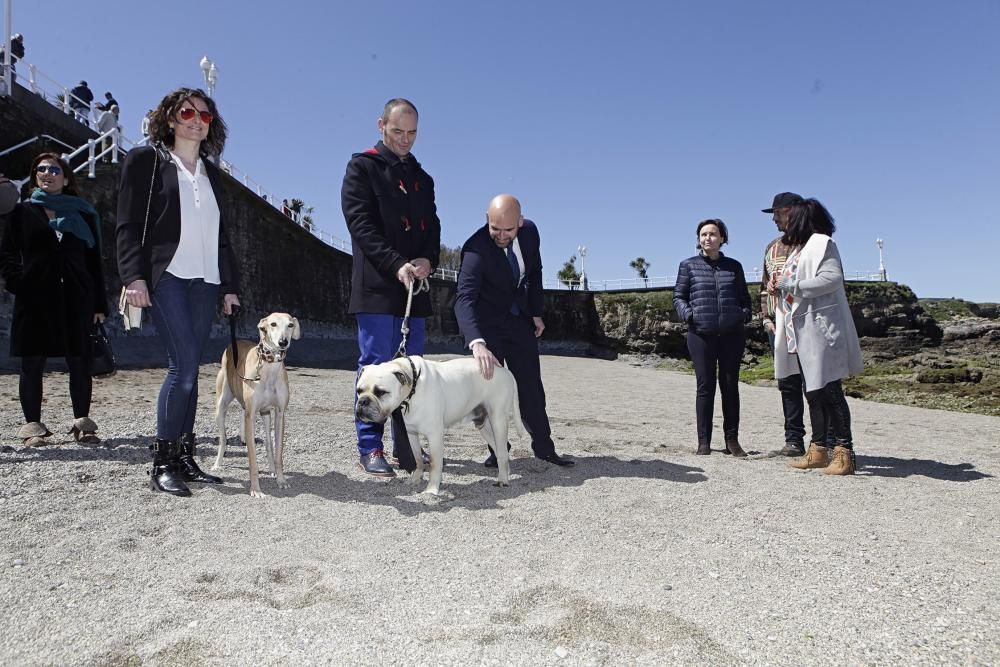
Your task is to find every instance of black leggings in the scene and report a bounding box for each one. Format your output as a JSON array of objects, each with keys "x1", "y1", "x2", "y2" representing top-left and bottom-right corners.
[
  {"x1": 687, "y1": 330, "x2": 745, "y2": 445},
  {"x1": 19, "y1": 355, "x2": 92, "y2": 423},
  {"x1": 804, "y1": 379, "x2": 853, "y2": 448}
]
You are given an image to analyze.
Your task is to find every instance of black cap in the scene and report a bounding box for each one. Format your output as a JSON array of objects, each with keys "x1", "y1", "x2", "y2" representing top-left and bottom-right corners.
[{"x1": 762, "y1": 192, "x2": 803, "y2": 213}]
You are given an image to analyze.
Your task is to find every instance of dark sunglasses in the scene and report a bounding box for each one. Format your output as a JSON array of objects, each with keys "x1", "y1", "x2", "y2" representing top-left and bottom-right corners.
[
  {"x1": 36, "y1": 165, "x2": 63, "y2": 176},
  {"x1": 178, "y1": 107, "x2": 214, "y2": 124}
]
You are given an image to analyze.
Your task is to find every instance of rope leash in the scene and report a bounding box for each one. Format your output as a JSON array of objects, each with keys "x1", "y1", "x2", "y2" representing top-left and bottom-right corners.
[{"x1": 395, "y1": 277, "x2": 430, "y2": 359}]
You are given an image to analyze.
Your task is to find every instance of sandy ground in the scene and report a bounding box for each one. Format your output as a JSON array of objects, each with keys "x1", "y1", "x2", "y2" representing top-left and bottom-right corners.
[{"x1": 0, "y1": 339, "x2": 998, "y2": 665}]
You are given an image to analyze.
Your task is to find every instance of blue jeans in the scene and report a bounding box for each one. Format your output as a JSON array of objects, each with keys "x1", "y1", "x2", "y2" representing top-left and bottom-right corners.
[
  {"x1": 355, "y1": 313, "x2": 425, "y2": 455},
  {"x1": 149, "y1": 273, "x2": 219, "y2": 440}
]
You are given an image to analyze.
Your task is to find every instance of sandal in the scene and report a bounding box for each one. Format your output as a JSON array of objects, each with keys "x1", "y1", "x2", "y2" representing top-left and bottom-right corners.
[
  {"x1": 68, "y1": 417, "x2": 101, "y2": 445},
  {"x1": 17, "y1": 422, "x2": 53, "y2": 447}
]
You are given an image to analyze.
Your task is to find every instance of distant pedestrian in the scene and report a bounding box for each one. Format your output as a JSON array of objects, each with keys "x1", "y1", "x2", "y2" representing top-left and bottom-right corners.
[
  {"x1": 673, "y1": 219, "x2": 753, "y2": 457},
  {"x1": 69, "y1": 80, "x2": 94, "y2": 125},
  {"x1": 140, "y1": 109, "x2": 152, "y2": 144},
  {"x1": 281, "y1": 199, "x2": 291, "y2": 218},
  {"x1": 96, "y1": 91, "x2": 118, "y2": 112},
  {"x1": 775, "y1": 199, "x2": 863, "y2": 475},
  {"x1": 0, "y1": 33, "x2": 24, "y2": 84},
  {"x1": 96, "y1": 104, "x2": 119, "y2": 162}
]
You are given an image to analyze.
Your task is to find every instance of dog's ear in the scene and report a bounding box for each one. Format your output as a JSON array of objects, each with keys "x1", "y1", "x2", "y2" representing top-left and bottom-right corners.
[
  {"x1": 291, "y1": 317, "x2": 301, "y2": 340},
  {"x1": 257, "y1": 317, "x2": 269, "y2": 336},
  {"x1": 392, "y1": 370, "x2": 411, "y2": 387}
]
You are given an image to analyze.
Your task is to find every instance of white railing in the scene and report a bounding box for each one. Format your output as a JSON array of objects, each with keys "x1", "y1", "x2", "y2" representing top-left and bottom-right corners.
[
  {"x1": 433, "y1": 267, "x2": 458, "y2": 281},
  {"x1": 0, "y1": 133, "x2": 75, "y2": 159},
  {"x1": 62, "y1": 128, "x2": 119, "y2": 177},
  {"x1": 24, "y1": 63, "x2": 97, "y2": 127},
  {"x1": 545, "y1": 271, "x2": 888, "y2": 291}
]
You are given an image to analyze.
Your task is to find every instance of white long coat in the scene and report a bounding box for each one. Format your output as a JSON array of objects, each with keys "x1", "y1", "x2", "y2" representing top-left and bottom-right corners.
[{"x1": 774, "y1": 234, "x2": 863, "y2": 392}]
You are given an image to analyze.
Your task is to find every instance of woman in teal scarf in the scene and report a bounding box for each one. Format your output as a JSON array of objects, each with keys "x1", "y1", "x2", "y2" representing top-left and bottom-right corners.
[{"x1": 0, "y1": 153, "x2": 108, "y2": 446}]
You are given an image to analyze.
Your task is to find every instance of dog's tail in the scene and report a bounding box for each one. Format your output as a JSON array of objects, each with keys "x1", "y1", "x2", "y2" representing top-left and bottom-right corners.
[{"x1": 509, "y1": 377, "x2": 526, "y2": 439}]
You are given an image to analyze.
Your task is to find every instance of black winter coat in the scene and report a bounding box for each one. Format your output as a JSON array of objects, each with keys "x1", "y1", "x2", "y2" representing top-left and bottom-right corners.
[
  {"x1": 0, "y1": 202, "x2": 107, "y2": 357},
  {"x1": 673, "y1": 253, "x2": 752, "y2": 336},
  {"x1": 341, "y1": 141, "x2": 440, "y2": 317}
]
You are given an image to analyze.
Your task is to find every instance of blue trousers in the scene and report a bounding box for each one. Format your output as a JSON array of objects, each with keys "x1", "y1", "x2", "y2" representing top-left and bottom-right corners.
[
  {"x1": 355, "y1": 313, "x2": 425, "y2": 455},
  {"x1": 149, "y1": 273, "x2": 219, "y2": 440}
]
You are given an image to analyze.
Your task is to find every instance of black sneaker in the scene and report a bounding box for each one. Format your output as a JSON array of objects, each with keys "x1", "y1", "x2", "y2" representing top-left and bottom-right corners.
[
  {"x1": 358, "y1": 449, "x2": 396, "y2": 478},
  {"x1": 775, "y1": 443, "x2": 806, "y2": 457}
]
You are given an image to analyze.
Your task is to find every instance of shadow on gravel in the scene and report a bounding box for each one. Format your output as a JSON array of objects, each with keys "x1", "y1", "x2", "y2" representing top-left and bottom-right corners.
[
  {"x1": 858, "y1": 456, "x2": 992, "y2": 482},
  {"x1": 213, "y1": 455, "x2": 709, "y2": 514}
]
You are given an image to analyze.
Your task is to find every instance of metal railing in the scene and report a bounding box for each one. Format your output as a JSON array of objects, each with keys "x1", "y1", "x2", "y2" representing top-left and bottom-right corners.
[
  {"x1": 62, "y1": 128, "x2": 119, "y2": 177},
  {"x1": 0, "y1": 133, "x2": 75, "y2": 159},
  {"x1": 24, "y1": 63, "x2": 98, "y2": 127},
  {"x1": 545, "y1": 270, "x2": 888, "y2": 291}
]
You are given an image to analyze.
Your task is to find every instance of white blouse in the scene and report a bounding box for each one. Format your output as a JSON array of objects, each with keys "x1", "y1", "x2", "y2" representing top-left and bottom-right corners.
[{"x1": 164, "y1": 152, "x2": 221, "y2": 284}]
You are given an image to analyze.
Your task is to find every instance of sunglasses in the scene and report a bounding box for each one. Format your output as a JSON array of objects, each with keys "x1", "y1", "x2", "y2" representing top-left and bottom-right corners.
[
  {"x1": 36, "y1": 165, "x2": 63, "y2": 176},
  {"x1": 177, "y1": 107, "x2": 214, "y2": 124}
]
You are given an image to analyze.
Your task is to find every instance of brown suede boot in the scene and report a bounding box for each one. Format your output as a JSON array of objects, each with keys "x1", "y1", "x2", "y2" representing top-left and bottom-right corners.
[
  {"x1": 822, "y1": 446, "x2": 856, "y2": 475},
  {"x1": 788, "y1": 442, "x2": 830, "y2": 470}
]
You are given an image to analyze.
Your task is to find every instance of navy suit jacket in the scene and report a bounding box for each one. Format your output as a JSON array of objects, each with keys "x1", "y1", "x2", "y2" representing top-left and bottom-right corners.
[{"x1": 454, "y1": 219, "x2": 545, "y2": 347}]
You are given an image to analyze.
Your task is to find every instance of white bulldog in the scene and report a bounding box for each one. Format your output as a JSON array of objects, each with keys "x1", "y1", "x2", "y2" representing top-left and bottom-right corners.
[{"x1": 355, "y1": 355, "x2": 523, "y2": 495}]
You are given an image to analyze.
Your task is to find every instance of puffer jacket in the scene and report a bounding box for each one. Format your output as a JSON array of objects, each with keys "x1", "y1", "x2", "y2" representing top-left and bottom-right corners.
[{"x1": 673, "y1": 252, "x2": 752, "y2": 335}]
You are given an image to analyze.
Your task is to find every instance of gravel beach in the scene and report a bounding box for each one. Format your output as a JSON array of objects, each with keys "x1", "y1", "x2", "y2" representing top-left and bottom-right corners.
[{"x1": 1, "y1": 340, "x2": 997, "y2": 665}]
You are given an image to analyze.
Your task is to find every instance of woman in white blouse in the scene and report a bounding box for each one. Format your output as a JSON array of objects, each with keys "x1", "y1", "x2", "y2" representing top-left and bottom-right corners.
[{"x1": 116, "y1": 88, "x2": 241, "y2": 497}]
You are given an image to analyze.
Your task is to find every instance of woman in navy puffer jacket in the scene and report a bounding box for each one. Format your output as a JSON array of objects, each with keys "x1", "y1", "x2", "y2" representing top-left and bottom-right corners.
[{"x1": 673, "y1": 219, "x2": 752, "y2": 457}]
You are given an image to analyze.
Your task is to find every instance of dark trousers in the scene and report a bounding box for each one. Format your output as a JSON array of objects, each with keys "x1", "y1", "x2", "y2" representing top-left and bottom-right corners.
[
  {"x1": 686, "y1": 330, "x2": 745, "y2": 445},
  {"x1": 19, "y1": 355, "x2": 92, "y2": 423},
  {"x1": 354, "y1": 313, "x2": 426, "y2": 455},
  {"x1": 486, "y1": 313, "x2": 556, "y2": 458},
  {"x1": 149, "y1": 273, "x2": 219, "y2": 441},
  {"x1": 768, "y1": 330, "x2": 806, "y2": 446},
  {"x1": 804, "y1": 379, "x2": 854, "y2": 448}
]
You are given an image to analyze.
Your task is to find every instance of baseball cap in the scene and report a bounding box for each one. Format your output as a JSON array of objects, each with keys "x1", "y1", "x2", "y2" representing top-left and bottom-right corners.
[{"x1": 762, "y1": 192, "x2": 803, "y2": 213}]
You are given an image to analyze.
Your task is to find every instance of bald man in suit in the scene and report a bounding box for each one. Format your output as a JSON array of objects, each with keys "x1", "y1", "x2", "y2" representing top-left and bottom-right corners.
[{"x1": 454, "y1": 194, "x2": 574, "y2": 468}]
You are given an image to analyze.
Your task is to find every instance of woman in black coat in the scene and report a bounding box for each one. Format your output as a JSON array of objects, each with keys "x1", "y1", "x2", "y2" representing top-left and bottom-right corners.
[
  {"x1": 116, "y1": 87, "x2": 241, "y2": 497},
  {"x1": 673, "y1": 219, "x2": 752, "y2": 457},
  {"x1": 0, "y1": 153, "x2": 107, "y2": 446}
]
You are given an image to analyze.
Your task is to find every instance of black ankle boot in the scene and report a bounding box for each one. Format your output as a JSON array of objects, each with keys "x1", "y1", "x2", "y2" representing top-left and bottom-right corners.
[
  {"x1": 724, "y1": 438, "x2": 747, "y2": 458},
  {"x1": 177, "y1": 433, "x2": 223, "y2": 484},
  {"x1": 150, "y1": 439, "x2": 191, "y2": 497}
]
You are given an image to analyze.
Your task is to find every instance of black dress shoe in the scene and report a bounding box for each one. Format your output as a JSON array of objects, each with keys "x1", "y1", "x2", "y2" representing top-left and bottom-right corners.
[
  {"x1": 696, "y1": 443, "x2": 711, "y2": 455},
  {"x1": 775, "y1": 443, "x2": 806, "y2": 457},
  {"x1": 535, "y1": 452, "x2": 575, "y2": 467}
]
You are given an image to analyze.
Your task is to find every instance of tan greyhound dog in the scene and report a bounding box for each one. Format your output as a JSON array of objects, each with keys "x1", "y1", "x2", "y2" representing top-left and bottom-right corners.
[{"x1": 213, "y1": 313, "x2": 300, "y2": 497}]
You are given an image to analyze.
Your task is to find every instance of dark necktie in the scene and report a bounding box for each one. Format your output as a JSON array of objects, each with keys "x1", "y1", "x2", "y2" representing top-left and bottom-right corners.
[
  {"x1": 506, "y1": 245, "x2": 520, "y2": 286},
  {"x1": 506, "y1": 246, "x2": 520, "y2": 315}
]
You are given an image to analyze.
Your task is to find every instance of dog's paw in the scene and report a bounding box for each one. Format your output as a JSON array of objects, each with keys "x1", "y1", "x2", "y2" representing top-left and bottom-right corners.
[
  {"x1": 249, "y1": 487, "x2": 268, "y2": 499},
  {"x1": 276, "y1": 478, "x2": 291, "y2": 489},
  {"x1": 405, "y1": 473, "x2": 423, "y2": 486},
  {"x1": 494, "y1": 480, "x2": 510, "y2": 488}
]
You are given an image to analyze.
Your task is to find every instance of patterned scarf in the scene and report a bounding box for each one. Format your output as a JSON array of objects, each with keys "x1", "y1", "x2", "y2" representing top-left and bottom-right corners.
[{"x1": 779, "y1": 247, "x2": 802, "y2": 354}]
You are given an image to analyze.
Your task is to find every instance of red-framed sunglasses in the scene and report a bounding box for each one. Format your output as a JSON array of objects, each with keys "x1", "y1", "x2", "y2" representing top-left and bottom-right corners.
[{"x1": 177, "y1": 107, "x2": 214, "y2": 124}]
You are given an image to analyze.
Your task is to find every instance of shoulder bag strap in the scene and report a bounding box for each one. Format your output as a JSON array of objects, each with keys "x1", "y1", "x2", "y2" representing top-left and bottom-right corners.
[{"x1": 139, "y1": 148, "x2": 159, "y2": 248}]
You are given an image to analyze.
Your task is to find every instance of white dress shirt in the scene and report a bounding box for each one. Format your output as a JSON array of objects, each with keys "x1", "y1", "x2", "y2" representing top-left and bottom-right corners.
[{"x1": 164, "y1": 152, "x2": 221, "y2": 284}]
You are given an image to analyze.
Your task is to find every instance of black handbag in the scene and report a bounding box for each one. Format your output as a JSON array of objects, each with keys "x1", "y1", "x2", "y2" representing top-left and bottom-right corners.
[{"x1": 90, "y1": 321, "x2": 116, "y2": 377}]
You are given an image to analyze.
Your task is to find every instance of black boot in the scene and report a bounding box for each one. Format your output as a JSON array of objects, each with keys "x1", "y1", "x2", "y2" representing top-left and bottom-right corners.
[
  {"x1": 177, "y1": 433, "x2": 223, "y2": 484},
  {"x1": 150, "y1": 439, "x2": 191, "y2": 497},
  {"x1": 724, "y1": 438, "x2": 747, "y2": 458}
]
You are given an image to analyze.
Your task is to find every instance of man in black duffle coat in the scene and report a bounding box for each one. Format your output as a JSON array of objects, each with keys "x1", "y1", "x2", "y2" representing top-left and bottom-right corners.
[{"x1": 454, "y1": 194, "x2": 574, "y2": 468}]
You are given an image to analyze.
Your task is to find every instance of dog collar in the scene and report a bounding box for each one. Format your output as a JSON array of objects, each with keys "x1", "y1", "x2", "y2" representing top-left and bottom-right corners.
[
  {"x1": 400, "y1": 356, "x2": 420, "y2": 414},
  {"x1": 258, "y1": 342, "x2": 287, "y2": 364}
]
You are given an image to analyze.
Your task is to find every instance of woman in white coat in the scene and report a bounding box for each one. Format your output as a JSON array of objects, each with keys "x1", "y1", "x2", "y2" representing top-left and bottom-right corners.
[{"x1": 773, "y1": 199, "x2": 863, "y2": 475}]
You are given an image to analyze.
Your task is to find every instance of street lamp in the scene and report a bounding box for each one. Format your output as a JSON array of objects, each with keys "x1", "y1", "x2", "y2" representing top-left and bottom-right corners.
[
  {"x1": 577, "y1": 245, "x2": 588, "y2": 291},
  {"x1": 876, "y1": 238, "x2": 886, "y2": 281},
  {"x1": 199, "y1": 56, "x2": 218, "y2": 98}
]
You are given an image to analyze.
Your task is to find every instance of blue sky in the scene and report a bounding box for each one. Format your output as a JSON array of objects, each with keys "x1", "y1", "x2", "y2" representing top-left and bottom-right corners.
[{"x1": 10, "y1": 0, "x2": 999, "y2": 301}]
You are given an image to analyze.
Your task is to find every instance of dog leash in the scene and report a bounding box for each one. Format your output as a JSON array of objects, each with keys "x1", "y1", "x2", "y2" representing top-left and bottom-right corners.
[
  {"x1": 227, "y1": 306, "x2": 262, "y2": 383},
  {"x1": 395, "y1": 277, "x2": 430, "y2": 359}
]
